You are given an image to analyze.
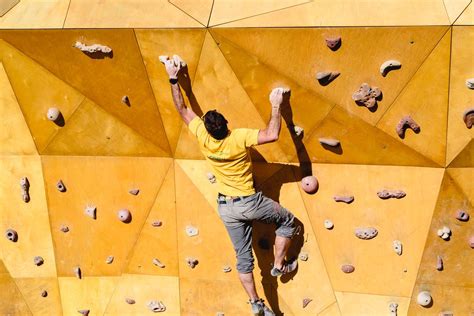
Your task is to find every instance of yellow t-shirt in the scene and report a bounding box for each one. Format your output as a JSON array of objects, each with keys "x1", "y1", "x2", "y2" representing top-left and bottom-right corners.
[{"x1": 188, "y1": 117, "x2": 259, "y2": 197}]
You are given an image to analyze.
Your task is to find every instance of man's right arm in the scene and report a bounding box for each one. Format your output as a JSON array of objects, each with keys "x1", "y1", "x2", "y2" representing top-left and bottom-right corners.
[{"x1": 257, "y1": 87, "x2": 290, "y2": 145}]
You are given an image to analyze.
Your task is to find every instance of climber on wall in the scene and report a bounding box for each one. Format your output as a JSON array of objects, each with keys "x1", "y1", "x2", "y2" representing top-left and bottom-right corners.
[{"x1": 160, "y1": 55, "x2": 297, "y2": 316}]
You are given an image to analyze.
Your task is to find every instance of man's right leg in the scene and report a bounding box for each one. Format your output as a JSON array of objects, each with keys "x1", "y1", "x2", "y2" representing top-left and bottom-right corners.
[{"x1": 273, "y1": 235, "x2": 291, "y2": 271}]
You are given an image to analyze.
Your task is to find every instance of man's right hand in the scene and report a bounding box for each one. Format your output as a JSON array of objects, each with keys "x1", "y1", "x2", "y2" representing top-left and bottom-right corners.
[
  {"x1": 269, "y1": 87, "x2": 290, "y2": 107},
  {"x1": 159, "y1": 55, "x2": 187, "y2": 79}
]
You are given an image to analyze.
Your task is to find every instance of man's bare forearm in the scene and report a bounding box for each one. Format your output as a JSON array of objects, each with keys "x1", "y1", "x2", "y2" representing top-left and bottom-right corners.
[
  {"x1": 171, "y1": 83, "x2": 186, "y2": 114},
  {"x1": 266, "y1": 105, "x2": 281, "y2": 139}
]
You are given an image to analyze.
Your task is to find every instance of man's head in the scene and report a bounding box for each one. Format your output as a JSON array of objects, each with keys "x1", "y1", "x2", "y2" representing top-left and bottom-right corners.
[{"x1": 203, "y1": 110, "x2": 229, "y2": 140}]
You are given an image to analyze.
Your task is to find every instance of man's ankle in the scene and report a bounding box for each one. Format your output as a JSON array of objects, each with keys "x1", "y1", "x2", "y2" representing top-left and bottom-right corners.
[{"x1": 273, "y1": 262, "x2": 284, "y2": 270}]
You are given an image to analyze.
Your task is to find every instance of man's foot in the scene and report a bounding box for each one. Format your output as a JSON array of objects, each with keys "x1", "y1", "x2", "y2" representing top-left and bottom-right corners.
[
  {"x1": 249, "y1": 299, "x2": 275, "y2": 316},
  {"x1": 271, "y1": 260, "x2": 298, "y2": 277}
]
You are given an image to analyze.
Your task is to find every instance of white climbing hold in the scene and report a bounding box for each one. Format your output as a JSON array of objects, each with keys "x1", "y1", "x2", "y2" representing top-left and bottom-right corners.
[
  {"x1": 106, "y1": 256, "x2": 114, "y2": 264},
  {"x1": 84, "y1": 205, "x2": 97, "y2": 220},
  {"x1": 74, "y1": 41, "x2": 112, "y2": 54},
  {"x1": 222, "y1": 265, "x2": 232, "y2": 273},
  {"x1": 56, "y1": 180, "x2": 66, "y2": 192},
  {"x1": 416, "y1": 291, "x2": 432, "y2": 307},
  {"x1": 393, "y1": 240, "x2": 402, "y2": 256},
  {"x1": 436, "y1": 255, "x2": 443, "y2": 271},
  {"x1": 324, "y1": 219, "x2": 334, "y2": 230},
  {"x1": 146, "y1": 300, "x2": 166, "y2": 313},
  {"x1": 333, "y1": 195, "x2": 354, "y2": 203},
  {"x1": 319, "y1": 138, "x2": 340, "y2": 147},
  {"x1": 206, "y1": 172, "x2": 216, "y2": 184},
  {"x1": 20, "y1": 177, "x2": 30, "y2": 203},
  {"x1": 298, "y1": 252, "x2": 309, "y2": 261},
  {"x1": 437, "y1": 226, "x2": 451, "y2": 240},
  {"x1": 185, "y1": 225, "x2": 199, "y2": 237},
  {"x1": 293, "y1": 125, "x2": 304, "y2": 136},
  {"x1": 117, "y1": 209, "x2": 132, "y2": 223},
  {"x1": 455, "y1": 210, "x2": 469, "y2": 221},
  {"x1": 354, "y1": 227, "x2": 378, "y2": 240},
  {"x1": 466, "y1": 78, "x2": 474, "y2": 89},
  {"x1": 316, "y1": 71, "x2": 340, "y2": 85},
  {"x1": 380, "y1": 60, "x2": 402, "y2": 77},
  {"x1": 47, "y1": 107, "x2": 60, "y2": 121},
  {"x1": 152, "y1": 258, "x2": 165, "y2": 268},
  {"x1": 377, "y1": 189, "x2": 406, "y2": 199},
  {"x1": 388, "y1": 302, "x2": 398, "y2": 316},
  {"x1": 73, "y1": 266, "x2": 82, "y2": 279}
]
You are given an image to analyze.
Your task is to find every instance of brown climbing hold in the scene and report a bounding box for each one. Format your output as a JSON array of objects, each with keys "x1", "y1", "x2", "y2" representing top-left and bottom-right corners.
[
  {"x1": 34, "y1": 256, "x2": 44, "y2": 266},
  {"x1": 128, "y1": 188, "x2": 139, "y2": 195},
  {"x1": 316, "y1": 71, "x2": 340, "y2": 86},
  {"x1": 121, "y1": 95, "x2": 130, "y2": 106},
  {"x1": 333, "y1": 195, "x2": 354, "y2": 204},
  {"x1": 84, "y1": 205, "x2": 97, "y2": 220},
  {"x1": 341, "y1": 264, "x2": 355, "y2": 273},
  {"x1": 20, "y1": 177, "x2": 30, "y2": 203},
  {"x1": 152, "y1": 258, "x2": 165, "y2": 268},
  {"x1": 106, "y1": 256, "x2": 114, "y2": 264},
  {"x1": 436, "y1": 255, "x2": 443, "y2": 271},
  {"x1": 302, "y1": 298, "x2": 312, "y2": 308},
  {"x1": 463, "y1": 108, "x2": 474, "y2": 129},
  {"x1": 301, "y1": 176, "x2": 318, "y2": 194},
  {"x1": 352, "y1": 83, "x2": 382, "y2": 109},
  {"x1": 77, "y1": 310, "x2": 90, "y2": 316},
  {"x1": 56, "y1": 180, "x2": 66, "y2": 192},
  {"x1": 41, "y1": 290, "x2": 48, "y2": 297},
  {"x1": 125, "y1": 298, "x2": 136, "y2": 304},
  {"x1": 396, "y1": 115, "x2": 420, "y2": 139},
  {"x1": 325, "y1": 36, "x2": 341, "y2": 51},
  {"x1": 455, "y1": 210, "x2": 469, "y2": 222},
  {"x1": 380, "y1": 60, "x2": 402, "y2": 77},
  {"x1": 60, "y1": 225, "x2": 69, "y2": 233},
  {"x1": 73, "y1": 266, "x2": 82, "y2": 279},
  {"x1": 5, "y1": 229, "x2": 18, "y2": 242},
  {"x1": 469, "y1": 236, "x2": 474, "y2": 248},
  {"x1": 151, "y1": 220, "x2": 162, "y2": 227},
  {"x1": 377, "y1": 189, "x2": 406, "y2": 199},
  {"x1": 186, "y1": 257, "x2": 199, "y2": 269},
  {"x1": 117, "y1": 209, "x2": 132, "y2": 223}
]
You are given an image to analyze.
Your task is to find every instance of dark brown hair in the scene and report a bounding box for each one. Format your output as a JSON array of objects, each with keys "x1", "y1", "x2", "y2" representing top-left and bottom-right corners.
[{"x1": 203, "y1": 110, "x2": 228, "y2": 140}]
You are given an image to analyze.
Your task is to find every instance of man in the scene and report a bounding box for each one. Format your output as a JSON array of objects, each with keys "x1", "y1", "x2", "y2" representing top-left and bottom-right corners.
[{"x1": 161, "y1": 55, "x2": 297, "y2": 316}]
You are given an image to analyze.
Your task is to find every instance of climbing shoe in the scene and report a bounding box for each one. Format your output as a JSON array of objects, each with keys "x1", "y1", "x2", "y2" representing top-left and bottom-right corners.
[
  {"x1": 249, "y1": 298, "x2": 275, "y2": 316},
  {"x1": 270, "y1": 259, "x2": 298, "y2": 277}
]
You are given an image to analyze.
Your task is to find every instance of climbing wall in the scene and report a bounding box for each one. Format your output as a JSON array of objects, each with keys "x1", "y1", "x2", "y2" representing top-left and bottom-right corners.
[{"x1": 0, "y1": 1, "x2": 473, "y2": 315}]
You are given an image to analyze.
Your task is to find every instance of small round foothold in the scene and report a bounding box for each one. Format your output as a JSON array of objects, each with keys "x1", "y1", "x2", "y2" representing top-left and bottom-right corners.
[
  {"x1": 416, "y1": 291, "x2": 432, "y2": 307},
  {"x1": 324, "y1": 219, "x2": 334, "y2": 230},
  {"x1": 125, "y1": 298, "x2": 136, "y2": 304},
  {"x1": 151, "y1": 220, "x2": 162, "y2": 227},
  {"x1": 5, "y1": 229, "x2": 18, "y2": 242},
  {"x1": 341, "y1": 264, "x2": 355, "y2": 273},
  {"x1": 302, "y1": 298, "x2": 312, "y2": 308},
  {"x1": 41, "y1": 290, "x2": 48, "y2": 297},
  {"x1": 60, "y1": 225, "x2": 69, "y2": 233},
  {"x1": 117, "y1": 209, "x2": 132, "y2": 223},
  {"x1": 47, "y1": 107, "x2": 60, "y2": 121},
  {"x1": 298, "y1": 252, "x2": 309, "y2": 261},
  {"x1": 34, "y1": 256, "x2": 44, "y2": 266},
  {"x1": 185, "y1": 225, "x2": 199, "y2": 237},
  {"x1": 301, "y1": 176, "x2": 318, "y2": 194},
  {"x1": 222, "y1": 265, "x2": 232, "y2": 273},
  {"x1": 56, "y1": 180, "x2": 66, "y2": 192}
]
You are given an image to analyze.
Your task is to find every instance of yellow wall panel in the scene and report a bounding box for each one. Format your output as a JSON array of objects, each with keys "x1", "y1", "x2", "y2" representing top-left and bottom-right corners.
[
  {"x1": 42, "y1": 156, "x2": 172, "y2": 276},
  {"x1": 58, "y1": 276, "x2": 118, "y2": 316},
  {"x1": 318, "y1": 302, "x2": 341, "y2": 316},
  {"x1": 104, "y1": 274, "x2": 180, "y2": 315},
  {"x1": 169, "y1": 0, "x2": 213, "y2": 26},
  {"x1": 335, "y1": 292, "x2": 409, "y2": 316},
  {"x1": 448, "y1": 139, "x2": 473, "y2": 167},
  {"x1": 64, "y1": 0, "x2": 202, "y2": 28},
  {"x1": 447, "y1": 27, "x2": 474, "y2": 164},
  {"x1": 0, "y1": 40, "x2": 85, "y2": 152},
  {"x1": 0, "y1": 0, "x2": 68, "y2": 29},
  {"x1": 15, "y1": 277, "x2": 62, "y2": 316},
  {"x1": 455, "y1": 2, "x2": 474, "y2": 24},
  {"x1": 0, "y1": 156, "x2": 57, "y2": 278},
  {"x1": 135, "y1": 29, "x2": 206, "y2": 155},
  {"x1": 443, "y1": 0, "x2": 471, "y2": 23},
  {"x1": 213, "y1": 28, "x2": 447, "y2": 127},
  {"x1": 447, "y1": 167, "x2": 474, "y2": 205},
  {"x1": 0, "y1": 269, "x2": 32, "y2": 315},
  {"x1": 0, "y1": 30, "x2": 171, "y2": 154},
  {"x1": 43, "y1": 99, "x2": 168, "y2": 157},
  {"x1": 299, "y1": 164, "x2": 443, "y2": 296},
  {"x1": 126, "y1": 164, "x2": 179, "y2": 276},
  {"x1": 0, "y1": 62, "x2": 37, "y2": 155},
  {"x1": 377, "y1": 30, "x2": 450, "y2": 166},
  {"x1": 408, "y1": 284, "x2": 474, "y2": 315}
]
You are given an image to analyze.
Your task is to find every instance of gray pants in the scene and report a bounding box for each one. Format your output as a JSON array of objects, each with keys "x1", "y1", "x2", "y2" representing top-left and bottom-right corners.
[{"x1": 217, "y1": 191, "x2": 296, "y2": 273}]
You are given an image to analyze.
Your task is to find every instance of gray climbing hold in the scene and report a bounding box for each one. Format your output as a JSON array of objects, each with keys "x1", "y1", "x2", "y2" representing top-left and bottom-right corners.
[
  {"x1": 152, "y1": 258, "x2": 165, "y2": 268},
  {"x1": 56, "y1": 180, "x2": 66, "y2": 192},
  {"x1": 146, "y1": 300, "x2": 166, "y2": 313},
  {"x1": 319, "y1": 138, "x2": 340, "y2": 147},
  {"x1": 20, "y1": 177, "x2": 30, "y2": 203},
  {"x1": 60, "y1": 225, "x2": 69, "y2": 233},
  {"x1": 106, "y1": 256, "x2": 114, "y2": 264},
  {"x1": 207, "y1": 172, "x2": 216, "y2": 184},
  {"x1": 186, "y1": 257, "x2": 198, "y2": 269},
  {"x1": 34, "y1": 256, "x2": 44, "y2": 266},
  {"x1": 125, "y1": 298, "x2": 136, "y2": 304},
  {"x1": 380, "y1": 60, "x2": 402, "y2": 77},
  {"x1": 456, "y1": 210, "x2": 469, "y2": 221},
  {"x1": 393, "y1": 240, "x2": 403, "y2": 256},
  {"x1": 436, "y1": 255, "x2": 443, "y2": 271},
  {"x1": 41, "y1": 290, "x2": 48, "y2": 297},
  {"x1": 389, "y1": 302, "x2": 398, "y2": 316},
  {"x1": 396, "y1": 116, "x2": 420, "y2": 138},
  {"x1": 466, "y1": 78, "x2": 474, "y2": 89},
  {"x1": 377, "y1": 189, "x2": 406, "y2": 199},
  {"x1": 117, "y1": 209, "x2": 132, "y2": 223},
  {"x1": 341, "y1": 264, "x2": 355, "y2": 273},
  {"x1": 84, "y1": 205, "x2": 97, "y2": 220},
  {"x1": 185, "y1": 225, "x2": 199, "y2": 237},
  {"x1": 352, "y1": 83, "x2": 382, "y2": 109},
  {"x1": 354, "y1": 227, "x2": 378, "y2": 240},
  {"x1": 324, "y1": 219, "x2": 334, "y2": 230},
  {"x1": 73, "y1": 266, "x2": 82, "y2": 279},
  {"x1": 222, "y1": 265, "x2": 232, "y2": 273},
  {"x1": 333, "y1": 195, "x2": 354, "y2": 204},
  {"x1": 299, "y1": 252, "x2": 309, "y2": 261},
  {"x1": 128, "y1": 188, "x2": 139, "y2": 195},
  {"x1": 77, "y1": 310, "x2": 90, "y2": 316},
  {"x1": 5, "y1": 229, "x2": 18, "y2": 242},
  {"x1": 316, "y1": 71, "x2": 340, "y2": 85},
  {"x1": 416, "y1": 291, "x2": 432, "y2": 307},
  {"x1": 46, "y1": 107, "x2": 60, "y2": 121},
  {"x1": 302, "y1": 298, "x2": 312, "y2": 308}
]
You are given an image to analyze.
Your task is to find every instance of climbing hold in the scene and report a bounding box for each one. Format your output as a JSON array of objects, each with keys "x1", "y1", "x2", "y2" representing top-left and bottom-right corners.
[
  {"x1": 439, "y1": 311, "x2": 454, "y2": 316},
  {"x1": 207, "y1": 172, "x2": 216, "y2": 184},
  {"x1": 416, "y1": 291, "x2": 432, "y2": 307},
  {"x1": 341, "y1": 264, "x2": 355, "y2": 273},
  {"x1": 352, "y1": 83, "x2": 382, "y2": 109},
  {"x1": 151, "y1": 220, "x2": 162, "y2": 227},
  {"x1": 56, "y1": 180, "x2": 66, "y2": 192},
  {"x1": 316, "y1": 71, "x2": 340, "y2": 85},
  {"x1": 106, "y1": 256, "x2": 114, "y2": 264},
  {"x1": 60, "y1": 225, "x2": 69, "y2": 233},
  {"x1": 73, "y1": 266, "x2": 82, "y2": 279},
  {"x1": 185, "y1": 225, "x2": 199, "y2": 237},
  {"x1": 299, "y1": 252, "x2": 309, "y2": 261},
  {"x1": 117, "y1": 209, "x2": 132, "y2": 223},
  {"x1": 121, "y1": 95, "x2": 130, "y2": 106},
  {"x1": 333, "y1": 195, "x2": 354, "y2": 204},
  {"x1": 469, "y1": 236, "x2": 474, "y2": 248},
  {"x1": 5, "y1": 229, "x2": 18, "y2": 242},
  {"x1": 46, "y1": 107, "x2": 60, "y2": 121},
  {"x1": 319, "y1": 138, "x2": 340, "y2": 147},
  {"x1": 436, "y1": 255, "x2": 443, "y2": 271},
  {"x1": 466, "y1": 78, "x2": 474, "y2": 89},
  {"x1": 41, "y1": 290, "x2": 48, "y2": 298},
  {"x1": 302, "y1": 298, "x2": 312, "y2": 308},
  {"x1": 388, "y1": 302, "x2": 398, "y2": 316},
  {"x1": 377, "y1": 189, "x2": 406, "y2": 199},
  {"x1": 146, "y1": 300, "x2": 166, "y2": 313},
  {"x1": 455, "y1": 210, "x2": 469, "y2": 222},
  {"x1": 77, "y1": 310, "x2": 90, "y2": 316},
  {"x1": 74, "y1": 41, "x2": 112, "y2": 54},
  {"x1": 34, "y1": 256, "x2": 44, "y2": 266},
  {"x1": 84, "y1": 205, "x2": 97, "y2": 220},
  {"x1": 301, "y1": 176, "x2": 318, "y2": 194},
  {"x1": 324, "y1": 219, "x2": 334, "y2": 230},
  {"x1": 293, "y1": 125, "x2": 304, "y2": 136},
  {"x1": 152, "y1": 258, "x2": 165, "y2": 268},
  {"x1": 393, "y1": 240, "x2": 403, "y2": 256},
  {"x1": 186, "y1": 257, "x2": 199, "y2": 269},
  {"x1": 216, "y1": 312, "x2": 225, "y2": 316},
  {"x1": 128, "y1": 188, "x2": 139, "y2": 195},
  {"x1": 125, "y1": 298, "x2": 136, "y2": 305},
  {"x1": 20, "y1": 177, "x2": 30, "y2": 203},
  {"x1": 380, "y1": 60, "x2": 402, "y2": 77},
  {"x1": 437, "y1": 226, "x2": 451, "y2": 240},
  {"x1": 463, "y1": 108, "x2": 474, "y2": 129},
  {"x1": 325, "y1": 36, "x2": 341, "y2": 51},
  {"x1": 222, "y1": 265, "x2": 232, "y2": 273},
  {"x1": 355, "y1": 227, "x2": 378, "y2": 240},
  {"x1": 396, "y1": 115, "x2": 420, "y2": 138}
]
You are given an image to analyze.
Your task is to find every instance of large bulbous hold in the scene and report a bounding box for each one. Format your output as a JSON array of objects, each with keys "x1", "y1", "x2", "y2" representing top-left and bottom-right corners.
[
  {"x1": 417, "y1": 291, "x2": 432, "y2": 307},
  {"x1": 117, "y1": 209, "x2": 132, "y2": 223},
  {"x1": 301, "y1": 176, "x2": 318, "y2": 194}
]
